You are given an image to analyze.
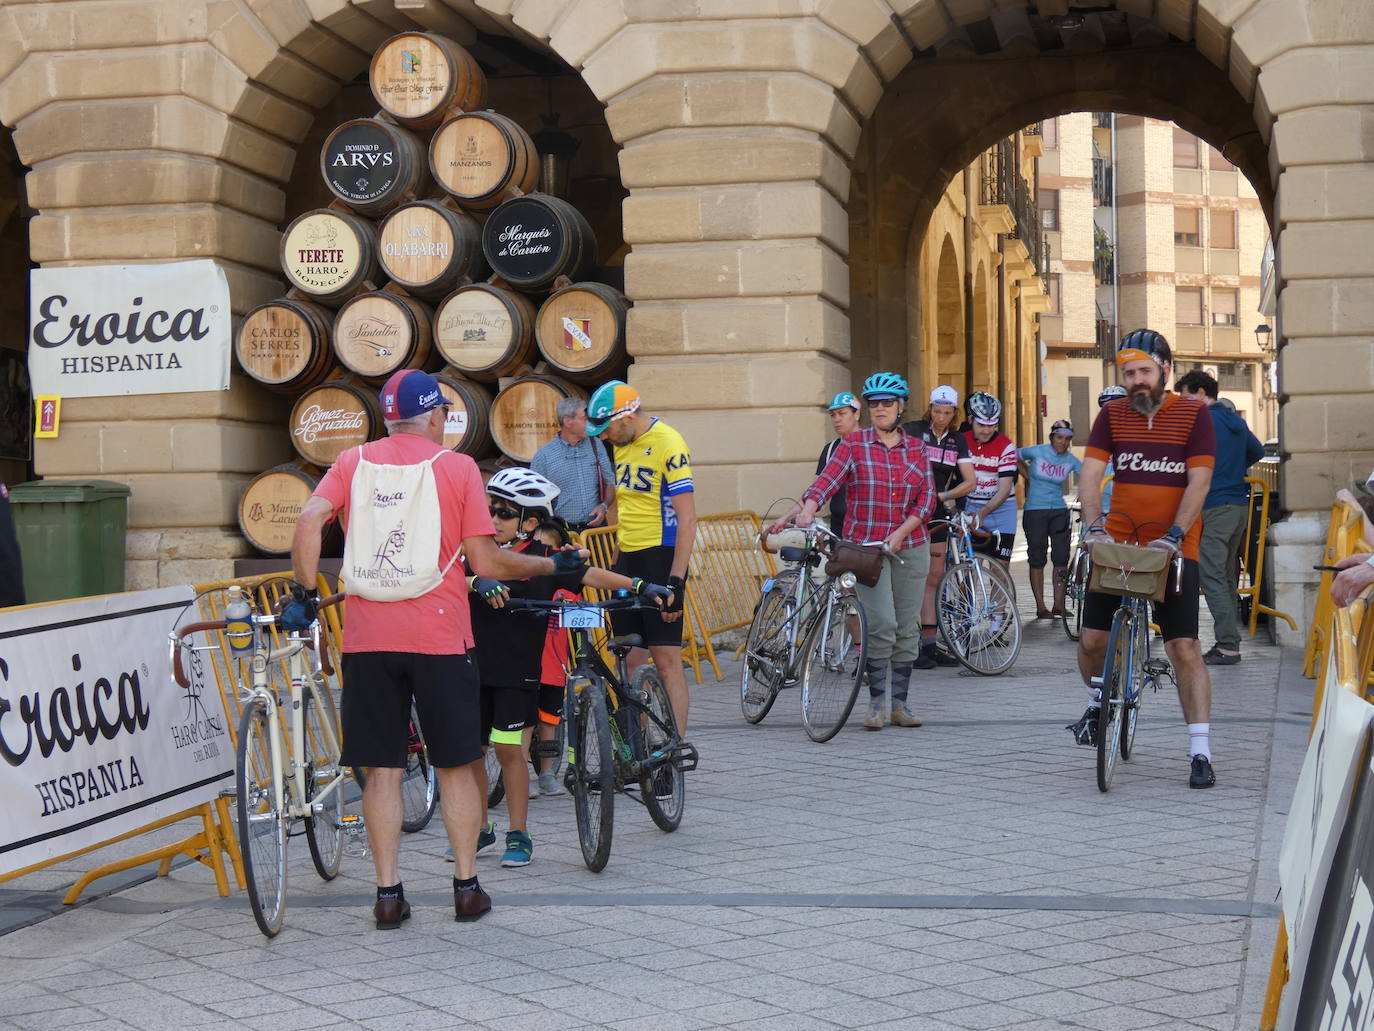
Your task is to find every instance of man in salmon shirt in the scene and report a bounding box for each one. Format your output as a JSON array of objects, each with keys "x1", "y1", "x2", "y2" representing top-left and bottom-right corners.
[{"x1": 1069, "y1": 330, "x2": 1218, "y2": 789}]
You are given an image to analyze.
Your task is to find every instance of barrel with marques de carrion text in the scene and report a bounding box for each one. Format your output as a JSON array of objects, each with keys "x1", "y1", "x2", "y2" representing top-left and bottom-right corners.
[
  {"x1": 429, "y1": 110, "x2": 540, "y2": 211},
  {"x1": 369, "y1": 32, "x2": 487, "y2": 130},
  {"x1": 279, "y1": 209, "x2": 380, "y2": 306},
  {"x1": 432, "y1": 282, "x2": 538, "y2": 381},
  {"x1": 288, "y1": 377, "x2": 384, "y2": 466},
  {"x1": 377, "y1": 200, "x2": 487, "y2": 300},
  {"x1": 235, "y1": 297, "x2": 336, "y2": 393},
  {"x1": 489, "y1": 374, "x2": 588, "y2": 464},
  {"x1": 330, "y1": 289, "x2": 437, "y2": 384},
  {"x1": 481, "y1": 193, "x2": 596, "y2": 292},
  {"x1": 319, "y1": 118, "x2": 432, "y2": 218}
]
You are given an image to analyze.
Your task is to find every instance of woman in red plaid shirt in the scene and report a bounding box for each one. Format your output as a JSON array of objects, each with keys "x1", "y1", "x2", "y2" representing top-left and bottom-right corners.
[{"x1": 767, "y1": 372, "x2": 937, "y2": 729}]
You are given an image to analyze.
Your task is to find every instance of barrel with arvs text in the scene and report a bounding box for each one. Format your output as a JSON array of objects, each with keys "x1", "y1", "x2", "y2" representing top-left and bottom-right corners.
[{"x1": 319, "y1": 118, "x2": 431, "y2": 218}]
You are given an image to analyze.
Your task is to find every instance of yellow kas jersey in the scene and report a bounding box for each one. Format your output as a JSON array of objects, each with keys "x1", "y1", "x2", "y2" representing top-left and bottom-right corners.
[{"x1": 612, "y1": 418, "x2": 694, "y2": 551}]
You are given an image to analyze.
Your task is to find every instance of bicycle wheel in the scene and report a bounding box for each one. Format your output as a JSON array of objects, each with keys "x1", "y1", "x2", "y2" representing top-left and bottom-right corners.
[
  {"x1": 236, "y1": 700, "x2": 288, "y2": 937},
  {"x1": 631, "y1": 666, "x2": 685, "y2": 832},
  {"x1": 1120, "y1": 611, "x2": 1145, "y2": 761},
  {"x1": 1096, "y1": 607, "x2": 1131, "y2": 792},
  {"x1": 800, "y1": 592, "x2": 866, "y2": 742},
  {"x1": 301, "y1": 683, "x2": 344, "y2": 881},
  {"x1": 484, "y1": 744, "x2": 505, "y2": 808},
  {"x1": 740, "y1": 583, "x2": 795, "y2": 723},
  {"x1": 936, "y1": 559, "x2": 1022, "y2": 676},
  {"x1": 569, "y1": 676, "x2": 615, "y2": 871},
  {"x1": 400, "y1": 703, "x2": 438, "y2": 832}
]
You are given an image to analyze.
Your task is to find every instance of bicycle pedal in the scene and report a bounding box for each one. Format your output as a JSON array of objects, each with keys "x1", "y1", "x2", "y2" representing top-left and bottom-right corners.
[
  {"x1": 671, "y1": 741, "x2": 699, "y2": 773},
  {"x1": 218, "y1": 789, "x2": 238, "y2": 801},
  {"x1": 339, "y1": 813, "x2": 366, "y2": 835}
]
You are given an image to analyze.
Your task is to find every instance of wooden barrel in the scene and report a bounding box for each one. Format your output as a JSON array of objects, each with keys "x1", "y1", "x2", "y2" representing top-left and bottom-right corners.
[
  {"x1": 289, "y1": 378, "x2": 384, "y2": 466},
  {"x1": 238, "y1": 462, "x2": 324, "y2": 556},
  {"x1": 235, "y1": 297, "x2": 335, "y2": 393},
  {"x1": 280, "y1": 209, "x2": 379, "y2": 306},
  {"x1": 435, "y1": 370, "x2": 494, "y2": 458},
  {"x1": 481, "y1": 193, "x2": 596, "y2": 291},
  {"x1": 319, "y1": 118, "x2": 431, "y2": 217},
  {"x1": 432, "y1": 283, "x2": 537, "y2": 381},
  {"x1": 370, "y1": 32, "x2": 487, "y2": 130},
  {"x1": 377, "y1": 200, "x2": 487, "y2": 299},
  {"x1": 429, "y1": 111, "x2": 539, "y2": 210},
  {"x1": 489, "y1": 374, "x2": 588, "y2": 463},
  {"x1": 331, "y1": 290, "x2": 436, "y2": 383},
  {"x1": 535, "y1": 282, "x2": 630, "y2": 384}
]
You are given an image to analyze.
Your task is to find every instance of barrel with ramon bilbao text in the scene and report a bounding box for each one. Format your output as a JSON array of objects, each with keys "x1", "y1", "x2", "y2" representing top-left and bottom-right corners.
[
  {"x1": 289, "y1": 377, "x2": 384, "y2": 466},
  {"x1": 429, "y1": 110, "x2": 539, "y2": 210},
  {"x1": 489, "y1": 373, "x2": 588, "y2": 463},
  {"x1": 377, "y1": 200, "x2": 487, "y2": 300},
  {"x1": 535, "y1": 282, "x2": 630, "y2": 385},
  {"x1": 235, "y1": 297, "x2": 335, "y2": 393},
  {"x1": 239, "y1": 461, "x2": 330, "y2": 556},
  {"x1": 432, "y1": 282, "x2": 537, "y2": 381},
  {"x1": 370, "y1": 31, "x2": 487, "y2": 131},
  {"x1": 331, "y1": 289, "x2": 437, "y2": 383},
  {"x1": 319, "y1": 118, "x2": 431, "y2": 217},
  {"x1": 435, "y1": 370, "x2": 494, "y2": 458},
  {"x1": 280, "y1": 209, "x2": 380, "y2": 306},
  {"x1": 481, "y1": 193, "x2": 596, "y2": 292}
]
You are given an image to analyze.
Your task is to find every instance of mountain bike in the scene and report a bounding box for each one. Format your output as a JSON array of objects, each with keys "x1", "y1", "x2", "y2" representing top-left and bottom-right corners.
[
  {"x1": 171, "y1": 585, "x2": 346, "y2": 937},
  {"x1": 506, "y1": 595, "x2": 698, "y2": 872},
  {"x1": 743, "y1": 522, "x2": 868, "y2": 742},
  {"x1": 930, "y1": 512, "x2": 1021, "y2": 675}
]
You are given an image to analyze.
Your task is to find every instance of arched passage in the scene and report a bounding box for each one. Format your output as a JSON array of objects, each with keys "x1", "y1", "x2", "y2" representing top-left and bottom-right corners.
[{"x1": 934, "y1": 235, "x2": 962, "y2": 395}]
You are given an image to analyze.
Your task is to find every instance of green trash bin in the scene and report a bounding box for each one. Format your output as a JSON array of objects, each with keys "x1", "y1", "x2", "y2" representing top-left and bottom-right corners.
[{"x1": 8, "y1": 479, "x2": 132, "y2": 602}]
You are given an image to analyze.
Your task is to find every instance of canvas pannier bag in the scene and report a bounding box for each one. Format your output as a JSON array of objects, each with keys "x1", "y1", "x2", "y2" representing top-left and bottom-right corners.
[
  {"x1": 825, "y1": 540, "x2": 884, "y2": 589},
  {"x1": 1088, "y1": 541, "x2": 1171, "y2": 603},
  {"x1": 342, "y1": 450, "x2": 459, "y2": 601}
]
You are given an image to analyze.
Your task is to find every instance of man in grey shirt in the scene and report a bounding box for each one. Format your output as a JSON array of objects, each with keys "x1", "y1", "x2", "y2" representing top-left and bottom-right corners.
[{"x1": 531, "y1": 398, "x2": 616, "y2": 532}]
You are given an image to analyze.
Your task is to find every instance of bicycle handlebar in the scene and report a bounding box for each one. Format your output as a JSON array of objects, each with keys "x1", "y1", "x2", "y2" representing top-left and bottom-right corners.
[
  {"x1": 170, "y1": 592, "x2": 343, "y2": 688},
  {"x1": 502, "y1": 595, "x2": 652, "y2": 614},
  {"x1": 926, "y1": 515, "x2": 992, "y2": 543}
]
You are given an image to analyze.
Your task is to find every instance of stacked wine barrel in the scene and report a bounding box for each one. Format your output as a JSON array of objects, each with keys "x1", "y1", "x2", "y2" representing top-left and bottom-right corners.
[{"x1": 236, "y1": 30, "x2": 630, "y2": 557}]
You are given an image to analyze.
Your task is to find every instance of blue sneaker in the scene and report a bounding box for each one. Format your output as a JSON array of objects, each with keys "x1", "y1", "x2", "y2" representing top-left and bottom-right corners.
[
  {"x1": 477, "y1": 820, "x2": 497, "y2": 853},
  {"x1": 501, "y1": 830, "x2": 533, "y2": 868}
]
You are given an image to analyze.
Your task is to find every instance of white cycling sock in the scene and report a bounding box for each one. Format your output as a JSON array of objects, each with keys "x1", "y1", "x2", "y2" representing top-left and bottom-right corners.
[
  {"x1": 1188, "y1": 723, "x2": 1211, "y2": 760},
  {"x1": 1086, "y1": 684, "x2": 1101, "y2": 707}
]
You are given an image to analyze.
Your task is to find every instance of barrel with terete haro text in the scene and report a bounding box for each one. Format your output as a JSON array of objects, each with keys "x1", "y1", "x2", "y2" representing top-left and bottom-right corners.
[
  {"x1": 429, "y1": 110, "x2": 539, "y2": 211},
  {"x1": 234, "y1": 297, "x2": 336, "y2": 393},
  {"x1": 319, "y1": 118, "x2": 432, "y2": 218},
  {"x1": 279, "y1": 208, "x2": 380, "y2": 306},
  {"x1": 288, "y1": 376, "x2": 384, "y2": 466},
  {"x1": 534, "y1": 281, "x2": 630, "y2": 385},
  {"x1": 330, "y1": 289, "x2": 438, "y2": 384},
  {"x1": 376, "y1": 200, "x2": 487, "y2": 300},
  {"x1": 489, "y1": 373, "x2": 588, "y2": 464},
  {"x1": 369, "y1": 31, "x2": 487, "y2": 131},
  {"x1": 481, "y1": 193, "x2": 596, "y2": 292},
  {"x1": 432, "y1": 282, "x2": 538, "y2": 382}
]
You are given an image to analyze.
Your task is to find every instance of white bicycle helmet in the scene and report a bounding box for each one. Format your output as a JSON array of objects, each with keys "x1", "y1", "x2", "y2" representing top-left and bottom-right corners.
[
  {"x1": 487, "y1": 467, "x2": 561, "y2": 519},
  {"x1": 1097, "y1": 385, "x2": 1127, "y2": 407}
]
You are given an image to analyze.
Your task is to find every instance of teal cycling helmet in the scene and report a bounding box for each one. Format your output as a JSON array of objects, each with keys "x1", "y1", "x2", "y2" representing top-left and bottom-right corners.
[
  {"x1": 827, "y1": 391, "x2": 860, "y2": 412},
  {"x1": 861, "y1": 372, "x2": 908, "y2": 401}
]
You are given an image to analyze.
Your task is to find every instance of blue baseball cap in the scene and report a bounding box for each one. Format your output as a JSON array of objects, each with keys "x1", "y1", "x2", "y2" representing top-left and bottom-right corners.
[
  {"x1": 827, "y1": 391, "x2": 860, "y2": 412},
  {"x1": 380, "y1": 369, "x2": 445, "y2": 420}
]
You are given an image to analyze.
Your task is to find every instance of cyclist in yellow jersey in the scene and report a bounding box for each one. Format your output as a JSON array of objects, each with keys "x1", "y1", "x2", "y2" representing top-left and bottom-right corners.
[{"x1": 586, "y1": 380, "x2": 697, "y2": 732}]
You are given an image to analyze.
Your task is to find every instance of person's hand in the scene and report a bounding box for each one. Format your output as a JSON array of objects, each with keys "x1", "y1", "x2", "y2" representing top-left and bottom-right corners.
[
  {"x1": 1332, "y1": 554, "x2": 1374, "y2": 607},
  {"x1": 660, "y1": 575, "x2": 687, "y2": 623},
  {"x1": 587, "y1": 503, "x2": 608, "y2": 528},
  {"x1": 552, "y1": 546, "x2": 589, "y2": 574},
  {"x1": 1080, "y1": 527, "x2": 1112, "y2": 552},
  {"x1": 470, "y1": 576, "x2": 509, "y2": 608},
  {"x1": 885, "y1": 530, "x2": 907, "y2": 555},
  {"x1": 280, "y1": 583, "x2": 318, "y2": 633},
  {"x1": 1145, "y1": 534, "x2": 1182, "y2": 558},
  {"x1": 794, "y1": 508, "x2": 814, "y2": 528},
  {"x1": 635, "y1": 579, "x2": 674, "y2": 608}
]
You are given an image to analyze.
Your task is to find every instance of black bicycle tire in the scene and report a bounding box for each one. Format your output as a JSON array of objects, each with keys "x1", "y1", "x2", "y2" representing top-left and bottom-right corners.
[
  {"x1": 629, "y1": 666, "x2": 685, "y2": 832},
  {"x1": 937, "y1": 559, "x2": 1022, "y2": 676},
  {"x1": 236, "y1": 700, "x2": 288, "y2": 937},
  {"x1": 484, "y1": 744, "x2": 506, "y2": 808},
  {"x1": 400, "y1": 703, "x2": 438, "y2": 833},
  {"x1": 1097, "y1": 607, "x2": 1130, "y2": 792},
  {"x1": 1120, "y1": 612, "x2": 1143, "y2": 761},
  {"x1": 571, "y1": 677, "x2": 615, "y2": 871},
  {"x1": 801, "y1": 592, "x2": 867, "y2": 743},
  {"x1": 740, "y1": 584, "x2": 794, "y2": 723},
  {"x1": 302, "y1": 685, "x2": 344, "y2": 880},
  {"x1": 1061, "y1": 561, "x2": 1082, "y2": 643}
]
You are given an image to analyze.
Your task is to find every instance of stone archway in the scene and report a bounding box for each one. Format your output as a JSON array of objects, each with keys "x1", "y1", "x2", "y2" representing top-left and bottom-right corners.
[{"x1": 934, "y1": 235, "x2": 963, "y2": 395}]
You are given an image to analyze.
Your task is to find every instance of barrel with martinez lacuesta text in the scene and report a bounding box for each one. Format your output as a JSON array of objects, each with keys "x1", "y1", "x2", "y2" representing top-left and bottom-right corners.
[
  {"x1": 376, "y1": 200, "x2": 487, "y2": 299},
  {"x1": 481, "y1": 193, "x2": 596, "y2": 292},
  {"x1": 238, "y1": 461, "x2": 327, "y2": 556},
  {"x1": 370, "y1": 31, "x2": 487, "y2": 130},
  {"x1": 235, "y1": 297, "x2": 335, "y2": 393},
  {"x1": 279, "y1": 209, "x2": 380, "y2": 306},
  {"x1": 319, "y1": 118, "x2": 431, "y2": 217},
  {"x1": 288, "y1": 376, "x2": 384, "y2": 466}
]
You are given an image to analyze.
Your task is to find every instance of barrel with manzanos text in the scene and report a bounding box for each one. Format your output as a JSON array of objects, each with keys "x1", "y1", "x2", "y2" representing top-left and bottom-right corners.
[
  {"x1": 369, "y1": 31, "x2": 487, "y2": 130},
  {"x1": 235, "y1": 297, "x2": 336, "y2": 393},
  {"x1": 331, "y1": 290, "x2": 437, "y2": 383},
  {"x1": 481, "y1": 193, "x2": 596, "y2": 291},
  {"x1": 289, "y1": 377, "x2": 384, "y2": 466},
  {"x1": 377, "y1": 200, "x2": 487, "y2": 299},
  {"x1": 432, "y1": 282, "x2": 537, "y2": 381},
  {"x1": 489, "y1": 374, "x2": 588, "y2": 463},
  {"x1": 319, "y1": 118, "x2": 431, "y2": 217},
  {"x1": 429, "y1": 110, "x2": 539, "y2": 210},
  {"x1": 535, "y1": 281, "x2": 630, "y2": 384},
  {"x1": 279, "y1": 209, "x2": 380, "y2": 306}
]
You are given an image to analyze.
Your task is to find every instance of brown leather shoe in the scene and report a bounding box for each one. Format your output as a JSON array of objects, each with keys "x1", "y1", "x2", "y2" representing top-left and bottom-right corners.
[
  {"x1": 454, "y1": 885, "x2": 492, "y2": 922},
  {"x1": 373, "y1": 897, "x2": 411, "y2": 930}
]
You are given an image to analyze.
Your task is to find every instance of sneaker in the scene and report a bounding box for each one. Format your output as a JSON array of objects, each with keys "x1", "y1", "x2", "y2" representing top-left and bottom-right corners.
[
  {"x1": 1189, "y1": 754, "x2": 1216, "y2": 789},
  {"x1": 891, "y1": 704, "x2": 923, "y2": 727},
  {"x1": 477, "y1": 821, "x2": 497, "y2": 854},
  {"x1": 501, "y1": 830, "x2": 533, "y2": 867},
  {"x1": 914, "y1": 645, "x2": 937, "y2": 671},
  {"x1": 538, "y1": 770, "x2": 564, "y2": 796},
  {"x1": 932, "y1": 646, "x2": 961, "y2": 667},
  {"x1": 1067, "y1": 707, "x2": 1099, "y2": 746},
  {"x1": 1203, "y1": 646, "x2": 1241, "y2": 666},
  {"x1": 863, "y1": 699, "x2": 886, "y2": 730}
]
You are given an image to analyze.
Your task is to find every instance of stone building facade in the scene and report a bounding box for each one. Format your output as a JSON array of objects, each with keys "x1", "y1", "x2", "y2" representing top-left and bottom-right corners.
[{"x1": 0, "y1": 0, "x2": 1369, "y2": 639}]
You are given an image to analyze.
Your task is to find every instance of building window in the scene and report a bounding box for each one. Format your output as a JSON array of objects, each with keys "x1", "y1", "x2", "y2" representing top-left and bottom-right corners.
[
  {"x1": 1208, "y1": 145, "x2": 1233, "y2": 171},
  {"x1": 1176, "y1": 288, "x2": 1203, "y2": 326},
  {"x1": 1039, "y1": 188, "x2": 1060, "y2": 230},
  {"x1": 1174, "y1": 207, "x2": 1201, "y2": 246},
  {"x1": 1069, "y1": 377, "x2": 1090, "y2": 441},
  {"x1": 1042, "y1": 117, "x2": 1058, "y2": 149},
  {"x1": 1047, "y1": 274, "x2": 1062, "y2": 314},
  {"x1": 1211, "y1": 209, "x2": 1237, "y2": 249},
  {"x1": 1173, "y1": 128, "x2": 1200, "y2": 168},
  {"x1": 1212, "y1": 289, "x2": 1238, "y2": 326}
]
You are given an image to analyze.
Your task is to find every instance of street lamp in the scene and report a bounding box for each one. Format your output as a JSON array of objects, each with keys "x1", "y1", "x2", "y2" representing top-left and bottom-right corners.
[{"x1": 1255, "y1": 323, "x2": 1273, "y2": 353}]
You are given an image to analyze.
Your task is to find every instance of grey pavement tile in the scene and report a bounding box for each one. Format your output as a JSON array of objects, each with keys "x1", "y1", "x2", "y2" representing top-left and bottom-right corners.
[
  {"x1": 1136, "y1": 986, "x2": 1241, "y2": 1019},
  {"x1": 939, "y1": 1001, "x2": 1036, "y2": 1029},
  {"x1": 605, "y1": 1015, "x2": 717, "y2": 1031},
  {"x1": 719, "y1": 1016, "x2": 843, "y2": 1031},
  {"x1": 239, "y1": 1006, "x2": 340, "y2": 1031}
]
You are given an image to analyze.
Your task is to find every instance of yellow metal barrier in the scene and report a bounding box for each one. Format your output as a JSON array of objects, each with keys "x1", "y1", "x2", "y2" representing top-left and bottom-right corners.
[
  {"x1": 1240, "y1": 476, "x2": 1297, "y2": 637},
  {"x1": 1303, "y1": 500, "x2": 1369, "y2": 678}
]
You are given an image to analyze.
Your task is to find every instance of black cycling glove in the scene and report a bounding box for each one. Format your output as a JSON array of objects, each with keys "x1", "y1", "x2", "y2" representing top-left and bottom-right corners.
[
  {"x1": 469, "y1": 576, "x2": 508, "y2": 600},
  {"x1": 664, "y1": 574, "x2": 688, "y2": 614},
  {"x1": 552, "y1": 548, "x2": 588, "y2": 575},
  {"x1": 634, "y1": 579, "x2": 674, "y2": 607}
]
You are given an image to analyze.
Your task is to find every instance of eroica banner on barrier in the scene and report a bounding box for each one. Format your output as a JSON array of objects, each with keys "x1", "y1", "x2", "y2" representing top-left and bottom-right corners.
[
  {"x1": 0, "y1": 587, "x2": 234, "y2": 875},
  {"x1": 28, "y1": 260, "x2": 232, "y2": 398}
]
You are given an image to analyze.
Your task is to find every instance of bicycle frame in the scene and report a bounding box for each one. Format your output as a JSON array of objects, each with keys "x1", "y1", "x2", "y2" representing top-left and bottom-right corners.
[{"x1": 757, "y1": 526, "x2": 854, "y2": 681}]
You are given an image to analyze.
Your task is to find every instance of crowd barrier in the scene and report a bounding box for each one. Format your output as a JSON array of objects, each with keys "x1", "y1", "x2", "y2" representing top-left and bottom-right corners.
[
  {"x1": 1261, "y1": 495, "x2": 1374, "y2": 1029},
  {"x1": 1241, "y1": 476, "x2": 1296, "y2": 637}
]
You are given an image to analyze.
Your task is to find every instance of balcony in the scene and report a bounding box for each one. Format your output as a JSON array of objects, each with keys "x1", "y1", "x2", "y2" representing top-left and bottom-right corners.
[
  {"x1": 981, "y1": 138, "x2": 1048, "y2": 284},
  {"x1": 1096, "y1": 316, "x2": 1116, "y2": 361},
  {"x1": 1093, "y1": 227, "x2": 1115, "y2": 284},
  {"x1": 1092, "y1": 157, "x2": 1113, "y2": 206}
]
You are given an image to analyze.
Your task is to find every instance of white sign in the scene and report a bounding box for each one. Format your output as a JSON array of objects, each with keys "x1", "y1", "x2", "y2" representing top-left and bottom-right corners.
[
  {"x1": 28, "y1": 260, "x2": 231, "y2": 398},
  {"x1": 0, "y1": 587, "x2": 234, "y2": 875}
]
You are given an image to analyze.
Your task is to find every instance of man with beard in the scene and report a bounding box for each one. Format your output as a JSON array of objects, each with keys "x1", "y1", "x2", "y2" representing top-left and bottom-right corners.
[{"x1": 1069, "y1": 330, "x2": 1219, "y2": 789}]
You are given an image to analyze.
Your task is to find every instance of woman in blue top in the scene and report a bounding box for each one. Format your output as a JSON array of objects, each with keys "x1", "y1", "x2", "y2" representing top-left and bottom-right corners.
[{"x1": 1019, "y1": 419, "x2": 1082, "y2": 619}]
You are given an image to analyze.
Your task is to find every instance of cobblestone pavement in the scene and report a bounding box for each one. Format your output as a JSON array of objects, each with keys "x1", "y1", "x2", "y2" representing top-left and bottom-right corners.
[{"x1": 0, "y1": 574, "x2": 1308, "y2": 1031}]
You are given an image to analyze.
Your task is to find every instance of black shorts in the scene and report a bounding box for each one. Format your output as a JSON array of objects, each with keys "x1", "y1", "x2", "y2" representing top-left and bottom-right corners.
[
  {"x1": 1022, "y1": 509, "x2": 1071, "y2": 569},
  {"x1": 481, "y1": 684, "x2": 539, "y2": 746},
  {"x1": 538, "y1": 683, "x2": 563, "y2": 722},
  {"x1": 611, "y1": 546, "x2": 683, "y2": 648},
  {"x1": 973, "y1": 530, "x2": 1015, "y2": 562},
  {"x1": 1081, "y1": 557, "x2": 1201, "y2": 642},
  {"x1": 340, "y1": 651, "x2": 481, "y2": 769}
]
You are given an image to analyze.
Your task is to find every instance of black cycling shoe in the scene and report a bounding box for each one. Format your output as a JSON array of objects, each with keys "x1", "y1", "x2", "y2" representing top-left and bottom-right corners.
[
  {"x1": 932, "y1": 646, "x2": 961, "y2": 667},
  {"x1": 1067, "y1": 707, "x2": 1099, "y2": 746},
  {"x1": 914, "y1": 644, "x2": 937, "y2": 670},
  {"x1": 1189, "y1": 754, "x2": 1216, "y2": 789}
]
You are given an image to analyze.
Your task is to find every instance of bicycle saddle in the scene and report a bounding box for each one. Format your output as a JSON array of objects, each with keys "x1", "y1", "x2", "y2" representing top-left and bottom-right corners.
[{"x1": 609, "y1": 634, "x2": 644, "y2": 655}]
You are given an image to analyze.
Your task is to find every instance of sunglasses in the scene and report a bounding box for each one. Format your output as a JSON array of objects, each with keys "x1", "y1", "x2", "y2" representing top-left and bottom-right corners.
[
  {"x1": 867, "y1": 398, "x2": 900, "y2": 408},
  {"x1": 488, "y1": 505, "x2": 520, "y2": 521}
]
